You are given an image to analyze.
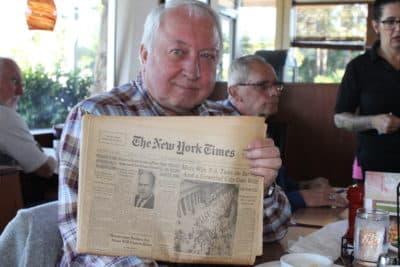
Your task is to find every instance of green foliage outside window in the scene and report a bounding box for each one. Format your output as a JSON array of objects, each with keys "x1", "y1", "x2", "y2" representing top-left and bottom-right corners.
[
  {"x1": 17, "y1": 65, "x2": 92, "y2": 129},
  {"x1": 294, "y1": 48, "x2": 362, "y2": 83}
]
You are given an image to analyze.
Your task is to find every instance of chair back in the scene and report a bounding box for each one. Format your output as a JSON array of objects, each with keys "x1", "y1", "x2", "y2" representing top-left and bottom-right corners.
[
  {"x1": 255, "y1": 50, "x2": 288, "y2": 81},
  {"x1": 208, "y1": 81, "x2": 228, "y2": 101},
  {"x1": 0, "y1": 201, "x2": 62, "y2": 266}
]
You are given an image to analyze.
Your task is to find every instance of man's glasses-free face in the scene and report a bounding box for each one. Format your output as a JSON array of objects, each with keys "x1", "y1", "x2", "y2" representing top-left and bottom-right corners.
[
  {"x1": 380, "y1": 18, "x2": 400, "y2": 30},
  {"x1": 236, "y1": 81, "x2": 284, "y2": 92}
]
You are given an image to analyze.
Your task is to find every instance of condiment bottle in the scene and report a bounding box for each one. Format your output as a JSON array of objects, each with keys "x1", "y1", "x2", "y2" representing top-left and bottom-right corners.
[{"x1": 345, "y1": 179, "x2": 364, "y2": 242}]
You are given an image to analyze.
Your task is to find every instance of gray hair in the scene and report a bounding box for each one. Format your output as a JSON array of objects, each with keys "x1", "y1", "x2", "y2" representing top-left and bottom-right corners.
[
  {"x1": 228, "y1": 55, "x2": 267, "y2": 87},
  {"x1": 141, "y1": 0, "x2": 223, "y2": 60}
]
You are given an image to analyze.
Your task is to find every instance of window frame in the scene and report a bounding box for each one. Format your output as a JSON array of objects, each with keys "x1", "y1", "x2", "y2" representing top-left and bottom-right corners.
[
  {"x1": 291, "y1": 0, "x2": 375, "y2": 51},
  {"x1": 217, "y1": 9, "x2": 237, "y2": 80}
]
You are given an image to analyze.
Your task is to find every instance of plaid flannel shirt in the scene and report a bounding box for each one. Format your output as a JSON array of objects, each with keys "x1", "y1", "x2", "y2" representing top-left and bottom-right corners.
[{"x1": 58, "y1": 74, "x2": 291, "y2": 266}]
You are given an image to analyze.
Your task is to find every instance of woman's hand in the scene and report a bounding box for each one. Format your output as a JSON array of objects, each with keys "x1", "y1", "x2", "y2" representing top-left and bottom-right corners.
[{"x1": 372, "y1": 113, "x2": 400, "y2": 134}]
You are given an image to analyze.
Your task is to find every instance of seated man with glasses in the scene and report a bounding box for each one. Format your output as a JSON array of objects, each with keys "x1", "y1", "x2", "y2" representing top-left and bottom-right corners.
[{"x1": 220, "y1": 55, "x2": 348, "y2": 211}]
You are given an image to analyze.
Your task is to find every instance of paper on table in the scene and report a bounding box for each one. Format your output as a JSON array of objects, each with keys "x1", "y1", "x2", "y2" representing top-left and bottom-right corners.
[{"x1": 288, "y1": 220, "x2": 347, "y2": 261}]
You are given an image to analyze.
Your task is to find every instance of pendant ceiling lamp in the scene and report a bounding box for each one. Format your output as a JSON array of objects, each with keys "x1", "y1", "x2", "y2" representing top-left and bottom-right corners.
[{"x1": 26, "y1": 0, "x2": 57, "y2": 31}]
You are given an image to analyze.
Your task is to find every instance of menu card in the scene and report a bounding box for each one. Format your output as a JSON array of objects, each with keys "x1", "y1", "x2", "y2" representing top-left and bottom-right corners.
[
  {"x1": 364, "y1": 171, "x2": 400, "y2": 249},
  {"x1": 364, "y1": 171, "x2": 400, "y2": 216}
]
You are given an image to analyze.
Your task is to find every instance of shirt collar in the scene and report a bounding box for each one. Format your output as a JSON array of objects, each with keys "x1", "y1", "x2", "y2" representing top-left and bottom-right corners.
[{"x1": 134, "y1": 72, "x2": 214, "y2": 116}]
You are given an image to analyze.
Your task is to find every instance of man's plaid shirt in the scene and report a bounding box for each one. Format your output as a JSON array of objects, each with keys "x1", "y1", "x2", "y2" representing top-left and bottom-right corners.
[{"x1": 58, "y1": 74, "x2": 291, "y2": 266}]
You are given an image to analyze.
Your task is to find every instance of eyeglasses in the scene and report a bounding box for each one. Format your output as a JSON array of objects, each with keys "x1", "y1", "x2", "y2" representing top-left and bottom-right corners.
[
  {"x1": 236, "y1": 81, "x2": 284, "y2": 92},
  {"x1": 380, "y1": 18, "x2": 400, "y2": 30}
]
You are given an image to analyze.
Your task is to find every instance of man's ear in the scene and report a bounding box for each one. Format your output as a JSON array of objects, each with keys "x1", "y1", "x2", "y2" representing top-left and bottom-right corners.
[
  {"x1": 228, "y1": 85, "x2": 243, "y2": 105},
  {"x1": 228, "y1": 85, "x2": 237, "y2": 99},
  {"x1": 139, "y1": 44, "x2": 148, "y2": 65}
]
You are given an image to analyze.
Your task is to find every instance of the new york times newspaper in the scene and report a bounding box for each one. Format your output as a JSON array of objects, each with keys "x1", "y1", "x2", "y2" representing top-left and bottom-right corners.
[{"x1": 77, "y1": 115, "x2": 266, "y2": 265}]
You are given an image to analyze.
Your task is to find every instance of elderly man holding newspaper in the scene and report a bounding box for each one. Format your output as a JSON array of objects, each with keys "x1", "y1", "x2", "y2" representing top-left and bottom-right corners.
[{"x1": 57, "y1": 0, "x2": 291, "y2": 266}]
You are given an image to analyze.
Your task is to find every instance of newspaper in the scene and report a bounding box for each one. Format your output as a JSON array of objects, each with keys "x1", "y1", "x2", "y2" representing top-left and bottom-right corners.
[{"x1": 76, "y1": 115, "x2": 266, "y2": 265}]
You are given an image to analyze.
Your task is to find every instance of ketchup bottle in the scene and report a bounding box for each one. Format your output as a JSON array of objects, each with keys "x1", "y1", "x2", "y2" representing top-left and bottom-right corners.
[{"x1": 345, "y1": 181, "x2": 364, "y2": 242}]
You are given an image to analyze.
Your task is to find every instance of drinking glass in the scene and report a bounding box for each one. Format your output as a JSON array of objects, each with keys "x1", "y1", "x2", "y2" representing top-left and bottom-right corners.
[{"x1": 353, "y1": 208, "x2": 390, "y2": 265}]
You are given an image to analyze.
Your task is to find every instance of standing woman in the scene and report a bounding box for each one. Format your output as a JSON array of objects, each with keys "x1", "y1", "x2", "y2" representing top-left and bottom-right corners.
[{"x1": 334, "y1": 0, "x2": 400, "y2": 173}]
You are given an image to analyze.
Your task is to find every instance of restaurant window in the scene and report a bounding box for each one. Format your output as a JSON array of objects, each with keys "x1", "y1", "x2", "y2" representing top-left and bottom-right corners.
[
  {"x1": 218, "y1": 14, "x2": 236, "y2": 80},
  {"x1": 237, "y1": 0, "x2": 277, "y2": 55},
  {"x1": 218, "y1": 0, "x2": 237, "y2": 9},
  {"x1": 217, "y1": 0, "x2": 238, "y2": 80},
  {"x1": 0, "y1": 0, "x2": 104, "y2": 129},
  {"x1": 216, "y1": 0, "x2": 278, "y2": 80},
  {"x1": 291, "y1": 0, "x2": 372, "y2": 83}
]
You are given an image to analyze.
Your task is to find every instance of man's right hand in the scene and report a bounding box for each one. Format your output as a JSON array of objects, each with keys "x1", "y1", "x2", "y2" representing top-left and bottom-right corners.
[{"x1": 300, "y1": 187, "x2": 348, "y2": 208}]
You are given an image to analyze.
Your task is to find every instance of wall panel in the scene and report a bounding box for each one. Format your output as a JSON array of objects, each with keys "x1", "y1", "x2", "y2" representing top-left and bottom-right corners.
[{"x1": 272, "y1": 83, "x2": 356, "y2": 186}]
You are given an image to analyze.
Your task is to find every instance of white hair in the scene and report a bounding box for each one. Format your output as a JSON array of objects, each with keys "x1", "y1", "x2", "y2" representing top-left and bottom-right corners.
[
  {"x1": 227, "y1": 55, "x2": 267, "y2": 87},
  {"x1": 141, "y1": 0, "x2": 223, "y2": 60}
]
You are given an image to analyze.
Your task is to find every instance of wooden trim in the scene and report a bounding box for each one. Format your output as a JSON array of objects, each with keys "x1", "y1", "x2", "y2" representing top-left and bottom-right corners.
[
  {"x1": 291, "y1": 40, "x2": 366, "y2": 50},
  {"x1": 271, "y1": 83, "x2": 356, "y2": 187},
  {"x1": 0, "y1": 166, "x2": 19, "y2": 176},
  {"x1": 293, "y1": 0, "x2": 373, "y2": 5}
]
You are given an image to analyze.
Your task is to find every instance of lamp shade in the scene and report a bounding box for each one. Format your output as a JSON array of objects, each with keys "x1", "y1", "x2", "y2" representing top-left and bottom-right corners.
[{"x1": 26, "y1": 0, "x2": 57, "y2": 31}]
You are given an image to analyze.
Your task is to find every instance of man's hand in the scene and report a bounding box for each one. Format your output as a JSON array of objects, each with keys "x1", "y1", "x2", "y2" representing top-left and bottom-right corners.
[
  {"x1": 246, "y1": 138, "x2": 281, "y2": 190},
  {"x1": 300, "y1": 188, "x2": 348, "y2": 208}
]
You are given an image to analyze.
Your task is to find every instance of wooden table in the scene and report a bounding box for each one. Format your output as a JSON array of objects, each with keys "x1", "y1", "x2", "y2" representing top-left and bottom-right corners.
[{"x1": 292, "y1": 207, "x2": 347, "y2": 227}]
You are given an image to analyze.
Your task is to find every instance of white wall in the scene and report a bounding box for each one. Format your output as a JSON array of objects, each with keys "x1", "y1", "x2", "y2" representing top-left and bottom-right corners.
[
  {"x1": 113, "y1": 0, "x2": 159, "y2": 87},
  {"x1": 275, "y1": 0, "x2": 292, "y2": 49}
]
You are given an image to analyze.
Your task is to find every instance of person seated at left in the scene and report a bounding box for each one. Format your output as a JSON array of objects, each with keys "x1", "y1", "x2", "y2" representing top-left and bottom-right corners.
[
  {"x1": 220, "y1": 54, "x2": 348, "y2": 211},
  {"x1": 0, "y1": 57, "x2": 57, "y2": 178}
]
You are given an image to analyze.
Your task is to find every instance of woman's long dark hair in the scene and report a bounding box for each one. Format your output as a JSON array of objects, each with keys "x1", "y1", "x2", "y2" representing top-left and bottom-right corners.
[{"x1": 373, "y1": 0, "x2": 400, "y2": 21}]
